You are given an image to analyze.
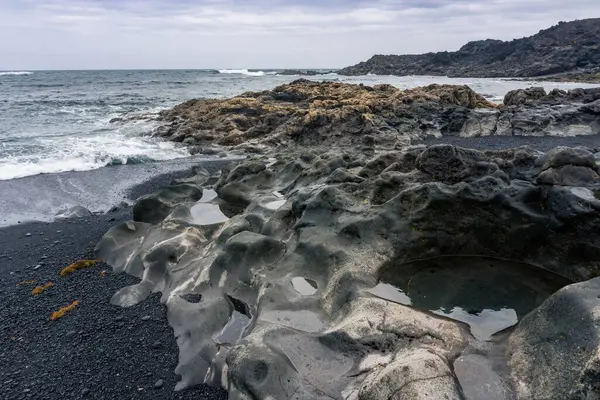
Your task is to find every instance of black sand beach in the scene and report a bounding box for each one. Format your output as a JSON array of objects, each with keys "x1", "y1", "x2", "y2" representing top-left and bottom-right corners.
[{"x1": 0, "y1": 161, "x2": 233, "y2": 400}]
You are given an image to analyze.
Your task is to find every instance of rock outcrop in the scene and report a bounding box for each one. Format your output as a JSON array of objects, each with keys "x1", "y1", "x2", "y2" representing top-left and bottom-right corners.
[
  {"x1": 338, "y1": 18, "x2": 600, "y2": 78},
  {"x1": 155, "y1": 80, "x2": 600, "y2": 153},
  {"x1": 97, "y1": 144, "x2": 600, "y2": 399},
  {"x1": 156, "y1": 80, "x2": 496, "y2": 150},
  {"x1": 278, "y1": 69, "x2": 335, "y2": 76}
]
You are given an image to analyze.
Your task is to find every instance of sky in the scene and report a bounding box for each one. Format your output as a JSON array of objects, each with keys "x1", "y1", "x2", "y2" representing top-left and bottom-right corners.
[{"x1": 0, "y1": 0, "x2": 598, "y2": 70}]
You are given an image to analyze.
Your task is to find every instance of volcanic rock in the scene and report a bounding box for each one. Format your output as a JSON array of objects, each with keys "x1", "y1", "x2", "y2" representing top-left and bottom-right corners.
[
  {"x1": 96, "y1": 144, "x2": 600, "y2": 399},
  {"x1": 338, "y1": 19, "x2": 600, "y2": 78},
  {"x1": 156, "y1": 81, "x2": 600, "y2": 150}
]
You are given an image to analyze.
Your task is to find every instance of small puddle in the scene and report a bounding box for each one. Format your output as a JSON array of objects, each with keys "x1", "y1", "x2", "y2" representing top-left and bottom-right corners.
[
  {"x1": 369, "y1": 256, "x2": 572, "y2": 341},
  {"x1": 264, "y1": 199, "x2": 287, "y2": 210},
  {"x1": 292, "y1": 277, "x2": 318, "y2": 296},
  {"x1": 199, "y1": 189, "x2": 218, "y2": 203},
  {"x1": 213, "y1": 311, "x2": 251, "y2": 345},
  {"x1": 189, "y1": 203, "x2": 230, "y2": 225}
]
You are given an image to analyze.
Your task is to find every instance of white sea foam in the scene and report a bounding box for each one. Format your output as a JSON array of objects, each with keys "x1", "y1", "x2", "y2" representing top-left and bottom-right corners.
[
  {"x1": 0, "y1": 71, "x2": 34, "y2": 76},
  {"x1": 218, "y1": 69, "x2": 274, "y2": 77},
  {"x1": 0, "y1": 126, "x2": 190, "y2": 180}
]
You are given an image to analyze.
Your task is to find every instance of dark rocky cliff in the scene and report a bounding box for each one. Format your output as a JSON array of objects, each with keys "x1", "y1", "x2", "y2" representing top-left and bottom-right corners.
[{"x1": 339, "y1": 18, "x2": 600, "y2": 78}]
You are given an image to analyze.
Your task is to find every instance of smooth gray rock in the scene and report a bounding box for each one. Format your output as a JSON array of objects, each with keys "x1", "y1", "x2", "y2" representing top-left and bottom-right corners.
[
  {"x1": 509, "y1": 277, "x2": 600, "y2": 400},
  {"x1": 56, "y1": 205, "x2": 92, "y2": 219},
  {"x1": 96, "y1": 145, "x2": 600, "y2": 399}
]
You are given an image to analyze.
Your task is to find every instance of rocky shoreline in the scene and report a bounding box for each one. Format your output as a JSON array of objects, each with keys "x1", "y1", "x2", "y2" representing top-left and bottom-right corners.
[
  {"x1": 154, "y1": 79, "x2": 600, "y2": 156},
  {"x1": 532, "y1": 70, "x2": 600, "y2": 84},
  {"x1": 338, "y1": 18, "x2": 600, "y2": 79},
  {"x1": 85, "y1": 80, "x2": 600, "y2": 399}
]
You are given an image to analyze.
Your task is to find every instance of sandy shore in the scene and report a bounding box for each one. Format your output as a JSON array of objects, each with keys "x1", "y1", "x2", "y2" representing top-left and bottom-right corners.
[{"x1": 0, "y1": 163, "x2": 232, "y2": 400}]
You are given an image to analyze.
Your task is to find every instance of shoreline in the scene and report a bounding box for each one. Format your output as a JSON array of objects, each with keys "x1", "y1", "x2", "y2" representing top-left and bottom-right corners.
[
  {"x1": 0, "y1": 157, "x2": 239, "y2": 228},
  {"x1": 0, "y1": 161, "x2": 231, "y2": 400}
]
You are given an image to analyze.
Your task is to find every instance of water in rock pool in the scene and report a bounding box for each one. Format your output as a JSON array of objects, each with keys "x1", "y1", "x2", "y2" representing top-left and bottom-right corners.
[
  {"x1": 369, "y1": 256, "x2": 572, "y2": 340},
  {"x1": 213, "y1": 311, "x2": 252, "y2": 345},
  {"x1": 292, "y1": 277, "x2": 318, "y2": 296},
  {"x1": 189, "y1": 202, "x2": 230, "y2": 225}
]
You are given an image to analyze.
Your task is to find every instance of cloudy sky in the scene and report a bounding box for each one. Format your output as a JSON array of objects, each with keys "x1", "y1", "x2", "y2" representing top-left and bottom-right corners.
[{"x1": 0, "y1": 0, "x2": 597, "y2": 70}]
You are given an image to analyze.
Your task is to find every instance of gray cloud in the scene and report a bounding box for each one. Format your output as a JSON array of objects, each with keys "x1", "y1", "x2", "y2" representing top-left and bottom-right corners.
[{"x1": 0, "y1": 0, "x2": 597, "y2": 69}]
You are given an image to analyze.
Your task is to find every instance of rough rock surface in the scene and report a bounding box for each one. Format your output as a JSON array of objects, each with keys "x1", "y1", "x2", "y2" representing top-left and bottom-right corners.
[
  {"x1": 156, "y1": 80, "x2": 496, "y2": 149},
  {"x1": 96, "y1": 144, "x2": 600, "y2": 399},
  {"x1": 534, "y1": 69, "x2": 600, "y2": 84},
  {"x1": 338, "y1": 18, "x2": 600, "y2": 78},
  {"x1": 155, "y1": 81, "x2": 600, "y2": 154}
]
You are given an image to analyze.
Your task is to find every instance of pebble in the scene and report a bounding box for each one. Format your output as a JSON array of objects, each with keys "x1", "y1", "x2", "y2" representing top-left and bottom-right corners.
[
  {"x1": 154, "y1": 379, "x2": 164, "y2": 389},
  {"x1": 81, "y1": 388, "x2": 90, "y2": 396},
  {"x1": 65, "y1": 331, "x2": 77, "y2": 338},
  {"x1": 141, "y1": 316, "x2": 151, "y2": 321},
  {"x1": 115, "y1": 316, "x2": 124, "y2": 322},
  {"x1": 25, "y1": 233, "x2": 32, "y2": 237},
  {"x1": 33, "y1": 265, "x2": 42, "y2": 270},
  {"x1": 151, "y1": 341, "x2": 161, "y2": 349}
]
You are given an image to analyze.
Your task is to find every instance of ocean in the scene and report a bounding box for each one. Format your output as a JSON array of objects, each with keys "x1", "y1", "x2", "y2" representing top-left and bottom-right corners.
[{"x1": 1, "y1": 69, "x2": 599, "y2": 226}]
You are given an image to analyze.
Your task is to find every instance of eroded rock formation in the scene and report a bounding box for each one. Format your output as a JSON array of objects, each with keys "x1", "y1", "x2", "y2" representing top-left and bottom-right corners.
[
  {"x1": 97, "y1": 144, "x2": 600, "y2": 399},
  {"x1": 154, "y1": 81, "x2": 600, "y2": 154}
]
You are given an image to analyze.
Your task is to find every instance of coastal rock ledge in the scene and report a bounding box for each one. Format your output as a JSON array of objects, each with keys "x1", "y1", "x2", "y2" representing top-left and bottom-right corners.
[
  {"x1": 154, "y1": 80, "x2": 600, "y2": 153},
  {"x1": 97, "y1": 143, "x2": 600, "y2": 399}
]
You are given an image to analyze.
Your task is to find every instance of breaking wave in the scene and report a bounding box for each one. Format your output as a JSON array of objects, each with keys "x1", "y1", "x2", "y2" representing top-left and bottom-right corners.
[
  {"x1": 0, "y1": 123, "x2": 190, "y2": 180},
  {"x1": 218, "y1": 69, "x2": 276, "y2": 77},
  {"x1": 0, "y1": 71, "x2": 34, "y2": 76}
]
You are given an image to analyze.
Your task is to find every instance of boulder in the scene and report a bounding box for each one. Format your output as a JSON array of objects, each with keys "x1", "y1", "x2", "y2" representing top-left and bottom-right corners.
[
  {"x1": 504, "y1": 87, "x2": 547, "y2": 106},
  {"x1": 509, "y1": 277, "x2": 600, "y2": 400}
]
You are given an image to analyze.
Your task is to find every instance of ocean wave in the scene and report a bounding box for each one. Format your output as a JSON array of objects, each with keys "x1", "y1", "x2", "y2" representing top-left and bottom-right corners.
[
  {"x1": 0, "y1": 130, "x2": 190, "y2": 181},
  {"x1": 0, "y1": 71, "x2": 34, "y2": 76},
  {"x1": 218, "y1": 69, "x2": 276, "y2": 77}
]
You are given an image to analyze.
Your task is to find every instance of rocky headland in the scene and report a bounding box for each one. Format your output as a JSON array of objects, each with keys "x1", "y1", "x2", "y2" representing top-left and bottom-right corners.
[
  {"x1": 155, "y1": 79, "x2": 600, "y2": 155},
  {"x1": 90, "y1": 79, "x2": 600, "y2": 399},
  {"x1": 338, "y1": 18, "x2": 600, "y2": 79},
  {"x1": 533, "y1": 69, "x2": 600, "y2": 84}
]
